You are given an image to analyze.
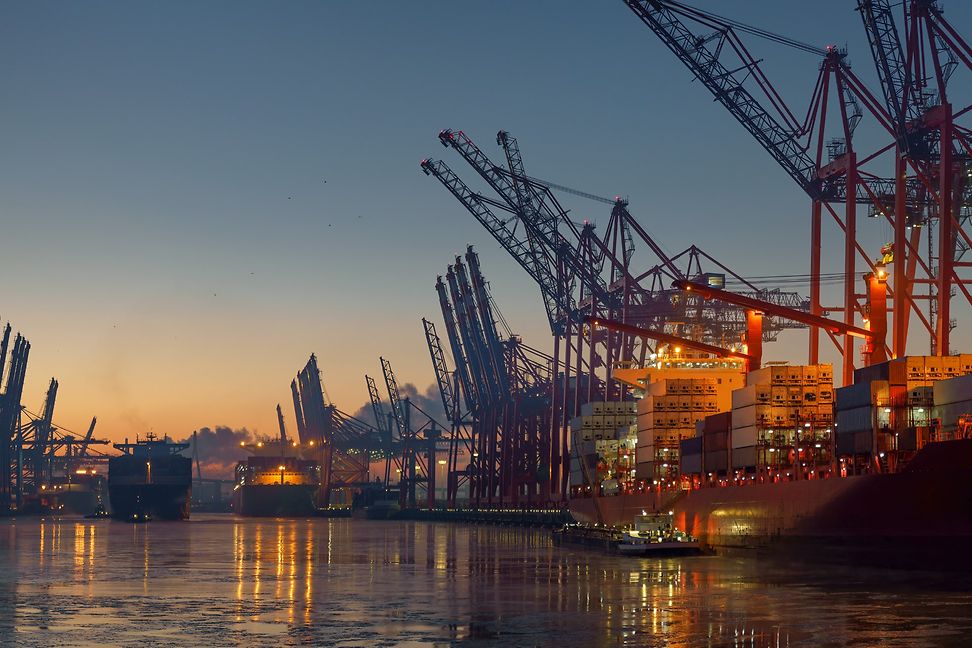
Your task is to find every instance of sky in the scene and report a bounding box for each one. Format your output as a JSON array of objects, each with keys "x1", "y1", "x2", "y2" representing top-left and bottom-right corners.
[{"x1": 2, "y1": 1, "x2": 971, "y2": 446}]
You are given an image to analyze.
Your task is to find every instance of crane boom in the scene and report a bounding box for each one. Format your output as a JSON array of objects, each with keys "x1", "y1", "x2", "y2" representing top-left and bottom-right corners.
[
  {"x1": 380, "y1": 357, "x2": 407, "y2": 439},
  {"x1": 365, "y1": 374, "x2": 390, "y2": 439},
  {"x1": 422, "y1": 318, "x2": 458, "y2": 420},
  {"x1": 77, "y1": 416, "x2": 97, "y2": 459},
  {"x1": 623, "y1": 0, "x2": 821, "y2": 198},
  {"x1": 588, "y1": 316, "x2": 753, "y2": 363},
  {"x1": 422, "y1": 158, "x2": 567, "y2": 330},
  {"x1": 439, "y1": 129, "x2": 614, "y2": 306},
  {"x1": 674, "y1": 279, "x2": 874, "y2": 339}
]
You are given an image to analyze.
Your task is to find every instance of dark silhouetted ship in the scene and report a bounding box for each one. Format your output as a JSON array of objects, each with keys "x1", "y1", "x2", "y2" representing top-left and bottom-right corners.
[{"x1": 108, "y1": 434, "x2": 192, "y2": 520}]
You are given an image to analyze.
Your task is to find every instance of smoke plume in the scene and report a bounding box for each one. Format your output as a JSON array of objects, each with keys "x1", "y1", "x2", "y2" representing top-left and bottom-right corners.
[
  {"x1": 178, "y1": 426, "x2": 253, "y2": 480},
  {"x1": 351, "y1": 382, "x2": 448, "y2": 430}
]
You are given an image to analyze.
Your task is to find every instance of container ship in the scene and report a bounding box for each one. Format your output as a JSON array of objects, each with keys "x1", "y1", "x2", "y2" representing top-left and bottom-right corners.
[
  {"x1": 233, "y1": 438, "x2": 321, "y2": 517},
  {"x1": 108, "y1": 434, "x2": 192, "y2": 520},
  {"x1": 568, "y1": 354, "x2": 972, "y2": 569}
]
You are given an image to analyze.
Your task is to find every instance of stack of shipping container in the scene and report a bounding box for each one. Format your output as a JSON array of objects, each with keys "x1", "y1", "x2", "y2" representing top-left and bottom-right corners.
[
  {"x1": 837, "y1": 355, "x2": 972, "y2": 473},
  {"x1": 728, "y1": 364, "x2": 834, "y2": 476},
  {"x1": 635, "y1": 378, "x2": 723, "y2": 483},
  {"x1": 573, "y1": 355, "x2": 972, "y2": 495},
  {"x1": 569, "y1": 401, "x2": 638, "y2": 493}
]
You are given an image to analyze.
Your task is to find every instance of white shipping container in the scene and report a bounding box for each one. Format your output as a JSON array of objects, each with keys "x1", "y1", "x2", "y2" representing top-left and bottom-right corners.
[
  {"x1": 732, "y1": 384, "x2": 756, "y2": 409},
  {"x1": 731, "y1": 425, "x2": 758, "y2": 449},
  {"x1": 934, "y1": 373, "x2": 972, "y2": 406}
]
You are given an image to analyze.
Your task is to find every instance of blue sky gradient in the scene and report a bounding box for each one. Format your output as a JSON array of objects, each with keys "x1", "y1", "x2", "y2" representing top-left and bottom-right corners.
[{"x1": 2, "y1": 1, "x2": 970, "y2": 440}]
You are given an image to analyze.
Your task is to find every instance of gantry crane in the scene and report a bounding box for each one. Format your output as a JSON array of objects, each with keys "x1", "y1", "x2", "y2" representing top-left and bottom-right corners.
[{"x1": 623, "y1": 0, "x2": 972, "y2": 381}]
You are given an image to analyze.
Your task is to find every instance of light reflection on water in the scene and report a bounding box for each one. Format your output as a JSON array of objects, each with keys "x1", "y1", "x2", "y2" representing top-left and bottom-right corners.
[{"x1": 0, "y1": 516, "x2": 969, "y2": 647}]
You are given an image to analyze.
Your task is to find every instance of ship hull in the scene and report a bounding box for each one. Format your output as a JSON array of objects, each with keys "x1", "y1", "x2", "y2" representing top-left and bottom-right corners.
[
  {"x1": 108, "y1": 484, "x2": 190, "y2": 520},
  {"x1": 108, "y1": 453, "x2": 192, "y2": 520},
  {"x1": 570, "y1": 439, "x2": 972, "y2": 570},
  {"x1": 234, "y1": 484, "x2": 317, "y2": 517}
]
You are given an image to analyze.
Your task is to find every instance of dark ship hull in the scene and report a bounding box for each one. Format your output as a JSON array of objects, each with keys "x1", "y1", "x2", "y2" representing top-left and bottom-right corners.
[
  {"x1": 234, "y1": 484, "x2": 316, "y2": 517},
  {"x1": 108, "y1": 454, "x2": 191, "y2": 520},
  {"x1": 569, "y1": 439, "x2": 972, "y2": 570}
]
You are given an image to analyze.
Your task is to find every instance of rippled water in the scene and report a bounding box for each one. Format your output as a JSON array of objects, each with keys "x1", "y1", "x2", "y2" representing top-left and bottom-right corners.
[{"x1": 0, "y1": 515, "x2": 970, "y2": 647}]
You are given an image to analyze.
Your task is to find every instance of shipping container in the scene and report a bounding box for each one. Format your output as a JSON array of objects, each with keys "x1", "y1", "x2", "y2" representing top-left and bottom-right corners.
[
  {"x1": 835, "y1": 406, "x2": 874, "y2": 434},
  {"x1": 854, "y1": 360, "x2": 889, "y2": 385},
  {"x1": 680, "y1": 436, "x2": 703, "y2": 456},
  {"x1": 732, "y1": 384, "x2": 756, "y2": 409},
  {"x1": 961, "y1": 354, "x2": 972, "y2": 375},
  {"x1": 731, "y1": 425, "x2": 758, "y2": 449},
  {"x1": 705, "y1": 430, "x2": 729, "y2": 451},
  {"x1": 943, "y1": 355, "x2": 962, "y2": 377},
  {"x1": 802, "y1": 365, "x2": 819, "y2": 386},
  {"x1": 732, "y1": 404, "x2": 771, "y2": 428},
  {"x1": 836, "y1": 380, "x2": 889, "y2": 411},
  {"x1": 933, "y1": 373, "x2": 972, "y2": 406},
  {"x1": 680, "y1": 453, "x2": 702, "y2": 475},
  {"x1": 907, "y1": 386, "x2": 934, "y2": 405},
  {"x1": 817, "y1": 363, "x2": 834, "y2": 383},
  {"x1": 732, "y1": 445, "x2": 757, "y2": 469},
  {"x1": 786, "y1": 366, "x2": 803, "y2": 385},
  {"x1": 703, "y1": 411, "x2": 732, "y2": 433},
  {"x1": 746, "y1": 365, "x2": 788, "y2": 386},
  {"x1": 703, "y1": 449, "x2": 728, "y2": 473}
]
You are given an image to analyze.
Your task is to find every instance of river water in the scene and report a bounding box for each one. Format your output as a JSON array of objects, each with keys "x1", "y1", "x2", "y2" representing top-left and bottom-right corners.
[{"x1": 0, "y1": 515, "x2": 970, "y2": 647}]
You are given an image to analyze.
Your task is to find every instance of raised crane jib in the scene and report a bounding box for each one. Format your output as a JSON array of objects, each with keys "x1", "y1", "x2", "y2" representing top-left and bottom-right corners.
[
  {"x1": 422, "y1": 318, "x2": 459, "y2": 421},
  {"x1": 421, "y1": 158, "x2": 568, "y2": 331},
  {"x1": 624, "y1": 0, "x2": 822, "y2": 199}
]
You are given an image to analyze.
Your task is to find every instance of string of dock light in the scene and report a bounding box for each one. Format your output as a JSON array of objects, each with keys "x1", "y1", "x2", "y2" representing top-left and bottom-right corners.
[{"x1": 240, "y1": 440, "x2": 318, "y2": 448}]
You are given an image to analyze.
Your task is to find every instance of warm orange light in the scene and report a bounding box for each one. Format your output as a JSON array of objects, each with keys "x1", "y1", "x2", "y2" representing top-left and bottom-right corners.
[
  {"x1": 309, "y1": 440, "x2": 315, "y2": 446},
  {"x1": 75, "y1": 469, "x2": 88, "y2": 475},
  {"x1": 240, "y1": 441, "x2": 246, "y2": 447},
  {"x1": 278, "y1": 465, "x2": 286, "y2": 471},
  {"x1": 257, "y1": 441, "x2": 263, "y2": 448}
]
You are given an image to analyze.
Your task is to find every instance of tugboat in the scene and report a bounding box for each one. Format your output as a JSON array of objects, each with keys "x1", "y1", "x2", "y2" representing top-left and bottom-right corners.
[
  {"x1": 616, "y1": 512, "x2": 702, "y2": 556},
  {"x1": 108, "y1": 434, "x2": 192, "y2": 521},
  {"x1": 553, "y1": 511, "x2": 701, "y2": 556},
  {"x1": 233, "y1": 437, "x2": 321, "y2": 517}
]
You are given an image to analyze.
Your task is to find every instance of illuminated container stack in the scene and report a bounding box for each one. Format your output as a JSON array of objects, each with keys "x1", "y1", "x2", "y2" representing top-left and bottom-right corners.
[
  {"x1": 837, "y1": 355, "x2": 972, "y2": 473},
  {"x1": 635, "y1": 378, "x2": 722, "y2": 485},
  {"x1": 569, "y1": 401, "x2": 638, "y2": 494},
  {"x1": 729, "y1": 364, "x2": 834, "y2": 478}
]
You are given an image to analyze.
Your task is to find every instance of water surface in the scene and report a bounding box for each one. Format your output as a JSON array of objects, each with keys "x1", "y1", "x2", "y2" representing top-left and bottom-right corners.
[{"x1": 0, "y1": 515, "x2": 969, "y2": 647}]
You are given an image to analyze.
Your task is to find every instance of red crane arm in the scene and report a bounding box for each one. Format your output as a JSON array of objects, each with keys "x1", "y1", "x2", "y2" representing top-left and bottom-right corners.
[
  {"x1": 673, "y1": 280, "x2": 874, "y2": 339},
  {"x1": 585, "y1": 316, "x2": 754, "y2": 363}
]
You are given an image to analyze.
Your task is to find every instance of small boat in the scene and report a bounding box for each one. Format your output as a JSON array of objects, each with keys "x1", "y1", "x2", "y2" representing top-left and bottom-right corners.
[
  {"x1": 554, "y1": 511, "x2": 701, "y2": 556},
  {"x1": 615, "y1": 512, "x2": 702, "y2": 556},
  {"x1": 84, "y1": 503, "x2": 111, "y2": 519}
]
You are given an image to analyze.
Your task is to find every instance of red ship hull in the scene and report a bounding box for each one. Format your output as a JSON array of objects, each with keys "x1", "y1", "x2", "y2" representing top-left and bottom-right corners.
[{"x1": 570, "y1": 439, "x2": 972, "y2": 570}]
